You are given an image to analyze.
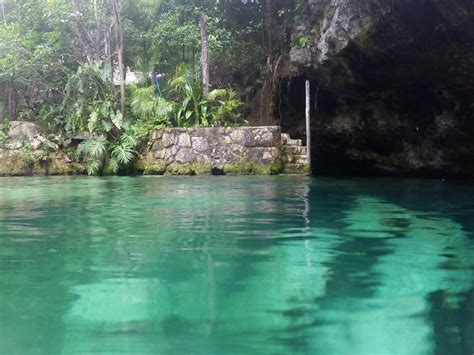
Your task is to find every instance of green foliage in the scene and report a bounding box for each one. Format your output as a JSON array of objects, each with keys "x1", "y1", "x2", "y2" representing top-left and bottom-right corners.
[
  {"x1": 0, "y1": 0, "x2": 75, "y2": 121},
  {"x1": 130, "y1": 64, "x2": 244, "y2": 128},
  {"x1": 35, "y1": 147, "x2": 51, "y2": 163},
  {"x1": 206, "y1": 87, "x2": 244, "y2": 126},
  {"x1": 18, "y1": 142, "x2": 50, "y2": 168},
  {"x1": 1, "y1": 0, "x2": 300, "y2": 125},
  {"x1": 60, "y1": 62, "x2": 116, "y2": 135},
  {"x1": 130, "y1": 85, "x2": 172, "y2": 124},
  {"x1": 84, "y1": 136, "x2": 108, "y2": 158},
  {"x1": 80, "y1": 135, "x2": 108, "y2": 175},
  {"x1": 147, "y1": 3, "x2": 201, "y2": 75},
  {"x1": 131, "y1": 64, "x2": 244, "y2": 128},
  {"x1": 0, "y1": 0, "x2": 304, "y2": 176},
  {"x1": 0, "y1": 128, "x2": 8, "y2": 143},
  {"x1": 295, "y1": 35, "x2": 311, "y2": 48},
  {"x1": 66, "y1": 147, "x2": 84, "y2": 163},
  {"x1": 18, "y1": 144, "x2": 36, "y2": 167},
  {"x1": 111, "y1": 140, "x2": 136, "y2": 166},
  {"x1": 78, "y1": 118, "x2": 142, "y2": 175}
]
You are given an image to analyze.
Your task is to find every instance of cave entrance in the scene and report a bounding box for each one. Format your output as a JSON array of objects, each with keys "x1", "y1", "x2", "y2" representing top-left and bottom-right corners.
[{"x1": 277, "y1": 76, "x2": 337, "y2": 174}]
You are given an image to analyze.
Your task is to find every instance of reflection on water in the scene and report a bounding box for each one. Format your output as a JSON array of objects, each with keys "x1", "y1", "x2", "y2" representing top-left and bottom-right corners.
[
  {"x1": 0, "y1": 176, "x2": 473, "y2": 354},
  {"x1": 310, "y1": 197, "x2": 473, "y2": 354}
]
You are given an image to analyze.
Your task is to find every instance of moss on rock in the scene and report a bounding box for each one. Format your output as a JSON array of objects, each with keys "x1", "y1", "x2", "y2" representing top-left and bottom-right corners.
[
  {"x1": 281, "y1": 163, "x2": 311, "y2": 175},
  {"x1": 0, "y1": 149, "x2": 85, "y2": 176},
  {"x1": 222, "y1": 160, "x2": 282, "y2": 175},
  {"x1": 223, "y1": 162, "x2": 254, "y2": 175},
  {"x1": 135, "y1": 156, "x2": 167, "y2": 175},
  {"x1": 192, "y1": 163, "x2": 212, "y2": 175},
  {"x1": 165, "y1": 163, "x2": 196, "y2": 175}
]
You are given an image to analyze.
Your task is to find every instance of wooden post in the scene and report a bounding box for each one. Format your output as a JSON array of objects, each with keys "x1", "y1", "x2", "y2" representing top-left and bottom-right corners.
[
  {"x1": 305, "y1": 80, "x2": 311, "y2": 166},
  {"x1": 113, "y1": 0, "x2": 125, "y2": 115}
]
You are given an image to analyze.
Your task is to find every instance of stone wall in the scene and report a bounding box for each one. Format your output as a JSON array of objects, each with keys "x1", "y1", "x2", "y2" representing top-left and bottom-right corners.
[
  {"x1": 0, "y1": 122, "x2": 310, "y2": 176},
  {"x1": 136, "y1": 127, "x2": 285, "y2": 175}
]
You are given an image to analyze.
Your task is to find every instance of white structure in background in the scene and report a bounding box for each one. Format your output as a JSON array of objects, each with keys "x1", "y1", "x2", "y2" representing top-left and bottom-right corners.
[{"x1": 112, "y1": 67, "x2": 145, "y2": 85}]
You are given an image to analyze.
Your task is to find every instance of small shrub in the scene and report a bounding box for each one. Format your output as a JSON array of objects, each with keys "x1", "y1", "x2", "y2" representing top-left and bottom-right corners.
[
  {"x1": 0, "y1": 128, "x2": 8, "y2": 144},
  {"x1": 130, "y1": 64, "x2": 245, "y2": 128}
]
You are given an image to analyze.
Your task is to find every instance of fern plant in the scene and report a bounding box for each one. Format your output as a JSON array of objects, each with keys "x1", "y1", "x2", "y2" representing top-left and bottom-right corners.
[
  {"x1": 0, "y1": 128, "x2": 9, "y2": 148},
  {"x1": 79, "y1": 129, "x2": 142, "y2": 175},
  {"x1": 109, "y1": 132, "x2": 138, "y2": 173},
  {"x1": 130, "y1": 64, "x2": 244, "y2": 128},
  {"x1": 80, "y1": 135, "x2": 107, "y2": 175},
  {"x1": 130, "y1": 85, "x2": 173, "y2": 123}
]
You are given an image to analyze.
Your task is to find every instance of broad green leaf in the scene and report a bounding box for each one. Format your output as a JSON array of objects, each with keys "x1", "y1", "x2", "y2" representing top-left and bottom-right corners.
[
  {"x1": 86, "y1": 136, "x2": 107, "y2": 158},
  {"x1": 111, "y1": 143, "x2": 135, "y2": 165},
  {"x1": 86, "y1": 158, "x2": 100, "y2": 175},
  {"x1": 102, "y1": 120, "x2": 112, "y2": 132},
  {"x1": 111, "y1": 110, "x2": 123, "y2": 129},
  {"x1": 88, "y1": 111, "x2": 99, "y2": 133}
]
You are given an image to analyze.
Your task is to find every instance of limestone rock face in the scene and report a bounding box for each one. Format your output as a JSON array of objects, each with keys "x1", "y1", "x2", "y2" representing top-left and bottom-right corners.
[
  {"x1": 0, "y1": 121, "x2": 85, "y2": 176},
  {"x1": 7, "y1": 121, "x2": 44, "y2": 141},
  {"x1": 276, "y1": 0, "x2": 474, "y2": 177},
  {"x1": 0, "y1": 150, "x2": 85, "y2": 176}
]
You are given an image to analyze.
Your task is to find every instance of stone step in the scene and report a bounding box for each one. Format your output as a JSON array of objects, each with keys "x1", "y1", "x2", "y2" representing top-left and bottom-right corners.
[
  {"x1": 281, "y1": 133, "x2": 290, "y2": 144},
  {"x1": 282, "y1": 155, "x2": 309, "y2": 164},
  {"x1": 282, "y1": 146, "x2": 307, "y2": 155},
  {"x1": 281, "y1": 163, "x2": 311, "y2": 175},
  {"x1": 281, "y1": 145, "x2": 306, "y2": 152},
  {"x1": 281, "y1": 152, "x2": 307, "y2": 159},
  {"x1": 286, "y1": 139, "x2": 302, "y2": 146}
]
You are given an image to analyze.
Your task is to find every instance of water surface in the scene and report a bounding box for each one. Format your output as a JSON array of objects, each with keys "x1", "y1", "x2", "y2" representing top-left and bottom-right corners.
[{"x1": 0, "y1": 176, "x2": 473, "y2": 354}]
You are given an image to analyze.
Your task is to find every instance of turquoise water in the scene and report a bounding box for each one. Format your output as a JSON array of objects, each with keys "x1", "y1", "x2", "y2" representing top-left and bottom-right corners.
[{"x1": 0, "y1": 176, "x2": 473, "y2": 355}]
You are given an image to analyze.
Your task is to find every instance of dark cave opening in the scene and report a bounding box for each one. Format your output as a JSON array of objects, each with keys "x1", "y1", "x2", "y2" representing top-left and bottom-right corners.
[
  {"x1": 278, "y1": 77, "x2": 473, "y2": 177},
  {"x1": 278, "y1": 75, "x2": 336, "y2": 141}
]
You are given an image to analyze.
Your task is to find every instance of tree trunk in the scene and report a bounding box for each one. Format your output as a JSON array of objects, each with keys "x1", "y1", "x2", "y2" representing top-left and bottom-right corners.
[
  {"x1": 259, "y1": 0, "x2": 277, "y2": 124},
  {"x1": 262, "y1": 0, "x2": 273, "y2": 57},
  {"x1": 93, "y1": 0, "x2": 103, "y2": 54},
  {"x1": 8, "y1": 85, "x2": 17, "y2": 120},
  {"x1": 113, "y1": 0, "x2": 125, "y2": 114},
  {"x1": 72, "y1": 0, "x2": 99, "y2": 63},
  {"x1": 105, "y1": 22, "x2": 114, "y2": 84},
  {"x1": 1, "y1": 0, "x2": 6, "y2": 25},
  {"x1": 200, "y1": 11, "x2": 209, "y2": 98}
]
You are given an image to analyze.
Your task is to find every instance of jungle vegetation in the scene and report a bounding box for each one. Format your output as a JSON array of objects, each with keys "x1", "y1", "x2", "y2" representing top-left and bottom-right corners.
[{"x1": 0, "y1": 0, "x2": 302, "y2": 173}]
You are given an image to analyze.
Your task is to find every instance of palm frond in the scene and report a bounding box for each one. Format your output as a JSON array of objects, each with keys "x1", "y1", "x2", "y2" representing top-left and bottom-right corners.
[
  {"x1": 86, "y1": 157, "x2": 101, "y2": 175},
  {"x1": 84, "y1": 136, "x2": 107, "y2": 158},
  {"x1": 207, "y1": 88, "x2": 228, "y2": 101},
  {"x1": 111, "y1": 142, "x2": 136, "y2": 165},
  {"x1": 107, "y1": 157, "x2": 119, "y2": 174},
  {"x1": 153, "y1": 97, "x2": 174, "y2": 116},
  {"x1": 121, "y1": 132, "x2": 138, "y2": 148}
]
